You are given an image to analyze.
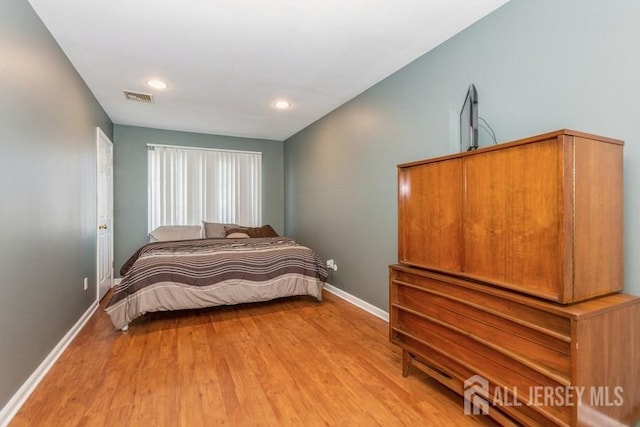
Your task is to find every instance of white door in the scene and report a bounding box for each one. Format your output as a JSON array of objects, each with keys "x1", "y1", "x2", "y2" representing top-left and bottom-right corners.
[{"x1": 97, "y1": 128, "x2": 114, "y2": 301}]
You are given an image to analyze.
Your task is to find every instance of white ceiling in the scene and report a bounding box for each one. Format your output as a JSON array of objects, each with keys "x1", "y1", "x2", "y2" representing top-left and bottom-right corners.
[{"x1": 28, "y1": 0, "x2": 509, "y2": 141}]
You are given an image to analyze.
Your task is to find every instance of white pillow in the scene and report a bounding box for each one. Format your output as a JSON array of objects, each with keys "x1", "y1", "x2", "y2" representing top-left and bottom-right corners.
[
  {"x1": 149, "y1": 225, "x2": 203, "y2": 242},
  {"x1": 202, "y1": 221, "x2": 240, "y2": 238},
  {"x1": 226, "y1": 232, "x2": 250, "y2": 239}
]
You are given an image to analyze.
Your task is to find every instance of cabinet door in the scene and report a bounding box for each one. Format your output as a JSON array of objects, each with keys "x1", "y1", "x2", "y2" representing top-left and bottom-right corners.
[
  {"x1": 463, "y1": 139, "x2": 566, "y2": 300},
  {"x1": 398, "y1": 159, "x2": 463, "y2": 272}
]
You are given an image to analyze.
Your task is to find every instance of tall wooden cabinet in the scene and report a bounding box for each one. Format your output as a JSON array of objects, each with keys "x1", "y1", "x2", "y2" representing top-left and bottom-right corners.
[
  {"x1": 398, "y1": 129, "x2": 623, "y2": 304},
  {"x1": 391, "y1": 130, "x2": 639, "y2": 426}
]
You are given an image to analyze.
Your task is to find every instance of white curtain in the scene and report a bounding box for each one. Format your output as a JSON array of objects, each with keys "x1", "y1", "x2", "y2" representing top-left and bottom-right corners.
[{"x1": 148, "y1": 145, "x2": 262, "y2": 231}]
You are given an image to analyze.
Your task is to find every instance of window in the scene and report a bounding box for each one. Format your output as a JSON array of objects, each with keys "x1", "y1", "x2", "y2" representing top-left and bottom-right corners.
[{"x1": 148, "y1": 144, "x2": 262, "y2": 231}]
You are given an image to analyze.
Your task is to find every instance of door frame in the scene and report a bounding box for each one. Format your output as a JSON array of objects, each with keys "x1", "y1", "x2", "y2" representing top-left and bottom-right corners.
[{"x1": 96, "y1": 127, "x2": 114, "y2": 301}]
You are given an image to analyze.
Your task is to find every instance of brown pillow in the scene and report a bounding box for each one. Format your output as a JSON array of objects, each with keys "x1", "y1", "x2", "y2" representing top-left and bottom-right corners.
[{"x1": 224, "y1": 224, "x2": 279, "y2": 238}]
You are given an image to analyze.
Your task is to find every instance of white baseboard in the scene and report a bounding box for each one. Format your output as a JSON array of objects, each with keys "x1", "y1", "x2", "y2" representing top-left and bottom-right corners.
[
  {"x1": 113, "y1": 278, "x2": 122, "y2": 286},
  {"x1": 323, "y1": 283, "x2": 389, "y2": 322},
  {"x1": 0, "y1": 300, "x2": 99, "y2": 427}
]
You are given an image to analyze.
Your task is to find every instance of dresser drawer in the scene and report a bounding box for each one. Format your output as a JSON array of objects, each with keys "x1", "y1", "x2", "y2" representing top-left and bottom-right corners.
[
  {"x1": 396, "y1": 334, "x2": 569, "y2": 426},
  {"x1": 393, "y1": 278, "x2": 571, "y2": 381},
  {"x1": 392, "y1": 270, "x2": 571, "y2": 338},
  {"x1": 392, "y1": 311, "x2": 571, "y2": 425},
  {"x1": 393, "y1": 309, "x2": 567, "y2": 388}
]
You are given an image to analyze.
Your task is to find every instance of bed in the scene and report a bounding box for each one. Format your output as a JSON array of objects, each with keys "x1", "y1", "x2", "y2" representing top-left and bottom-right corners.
[{"x1": 105, "y1": 236, "x2": 328, "y2": 330}]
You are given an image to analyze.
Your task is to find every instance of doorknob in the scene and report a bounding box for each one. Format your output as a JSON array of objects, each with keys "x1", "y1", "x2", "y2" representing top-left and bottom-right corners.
[{"x1": 99, "y1": 224, "x2": 108, "y2": 230}]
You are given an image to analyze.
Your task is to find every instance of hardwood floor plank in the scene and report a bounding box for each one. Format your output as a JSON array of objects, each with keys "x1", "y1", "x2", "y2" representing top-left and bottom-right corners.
[{"x1": 10, "y1": 290, "x2": 492, "y2": 426}]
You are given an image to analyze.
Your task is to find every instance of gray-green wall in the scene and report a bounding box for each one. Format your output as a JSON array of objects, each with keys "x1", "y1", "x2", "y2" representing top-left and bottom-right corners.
[
  {"x1": 284, "y1": 0, "x2": 640, "y2": 310},
  {"x1": 113, "y1": 125, "x2": 284, "y2": 274},
  {"x1": 0, "y1": 0, "x2": 112, "y2": 411}
]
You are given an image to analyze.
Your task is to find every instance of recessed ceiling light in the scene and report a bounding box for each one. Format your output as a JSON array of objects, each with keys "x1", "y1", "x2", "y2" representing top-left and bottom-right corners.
[
  {"x1": 273, "y1": 100, "x2": 292, "y2": 109},
  {"x1": 146, "y1": 79, "x2": 168, "y2": 90}
]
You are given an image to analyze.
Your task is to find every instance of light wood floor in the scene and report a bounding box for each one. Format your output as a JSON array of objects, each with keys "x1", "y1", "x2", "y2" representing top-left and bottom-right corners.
[{"x1": 11, "y1": 290, "x2": 492, "y2": 426}]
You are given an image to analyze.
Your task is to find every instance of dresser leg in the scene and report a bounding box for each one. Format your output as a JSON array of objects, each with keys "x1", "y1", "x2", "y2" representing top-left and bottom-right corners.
[{"x1": 402, "y1": 350, "x2": 413, "y2": 377}]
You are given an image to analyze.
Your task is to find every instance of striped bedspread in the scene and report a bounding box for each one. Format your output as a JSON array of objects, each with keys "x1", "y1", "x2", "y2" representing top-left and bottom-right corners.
[{"x1": 105, "y1": 237, "x2": 328, "y2": 329}]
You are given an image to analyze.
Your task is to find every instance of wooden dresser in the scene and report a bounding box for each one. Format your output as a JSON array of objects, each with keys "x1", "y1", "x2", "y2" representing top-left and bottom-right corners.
[{"x1": 390, "y1": 130, "x2": 640, "y2": 426}]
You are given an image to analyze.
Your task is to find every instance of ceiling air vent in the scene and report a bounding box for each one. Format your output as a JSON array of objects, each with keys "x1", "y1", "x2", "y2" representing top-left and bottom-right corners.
[{"x1": 123, "y1": 90, "x2": 154, "y2": 103}]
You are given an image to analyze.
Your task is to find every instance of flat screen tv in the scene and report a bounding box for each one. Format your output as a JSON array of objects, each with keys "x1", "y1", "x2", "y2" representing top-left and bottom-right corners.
[{"x1": 460, "y1": 84, "x2": 478, "y2": 151}]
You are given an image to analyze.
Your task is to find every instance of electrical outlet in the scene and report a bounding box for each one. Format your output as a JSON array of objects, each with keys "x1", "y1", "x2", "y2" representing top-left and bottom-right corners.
[
  {"x1": 83, "y1": 277, "x2": 88, "y2": 291},
  {"x1": 326, "y1": 259, "x2": 338, "y2": 271}
]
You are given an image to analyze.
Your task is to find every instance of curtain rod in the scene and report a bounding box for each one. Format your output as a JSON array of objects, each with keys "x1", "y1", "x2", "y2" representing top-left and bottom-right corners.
[{"x1": 147, "y1": 143, "x2": 262, "y2": 156}]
